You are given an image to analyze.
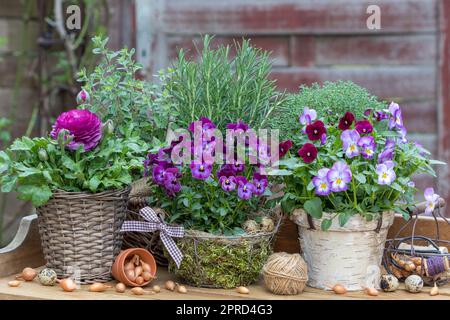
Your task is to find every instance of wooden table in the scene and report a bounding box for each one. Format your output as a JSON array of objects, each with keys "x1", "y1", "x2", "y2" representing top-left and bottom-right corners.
[
  {"x1": 0, "y1": 268, "x2": 449, "y2": 300},
  {"x1": 1, "y1": 213, "x2": 449, "y2": 300}
]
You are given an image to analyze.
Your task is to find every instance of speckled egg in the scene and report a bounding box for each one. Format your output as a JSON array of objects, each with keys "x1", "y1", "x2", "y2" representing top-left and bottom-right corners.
[
  {"x1": 405, "y1": 275, "x2": 423, "y2": 293},
  {"x1": 380, "y1": 274, "x2": 399, "y2": 292},
  {"x1": 38, "y1": 268, "x2": 57, "y2": 286}
]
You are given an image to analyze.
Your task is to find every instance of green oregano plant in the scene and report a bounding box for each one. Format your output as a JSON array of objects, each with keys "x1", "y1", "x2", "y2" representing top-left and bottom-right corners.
[
  {"x1": 77, "y1": 36, "x2": 169, "y2": 145},
  {"x1": 158, "y1": 35, "x2": 285, "y2": 130}
]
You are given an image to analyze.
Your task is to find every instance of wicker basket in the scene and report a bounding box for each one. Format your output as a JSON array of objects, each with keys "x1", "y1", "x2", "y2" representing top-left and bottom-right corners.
[
  {"x1": 36, "y1": 188, "x2": 130, "y2": 283},
  {"x1": 122, "y1": 178, "x2": 168, "y2": 266},
  {"x1": 291, "y1": 209, "x2": 395, "y2": 291},
  {"x1": 166, "y1": 212, "x2": 281, "y2": 289}
]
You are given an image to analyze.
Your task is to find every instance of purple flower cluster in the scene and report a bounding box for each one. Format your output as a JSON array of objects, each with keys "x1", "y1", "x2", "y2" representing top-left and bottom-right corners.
[
  {"x1": 388, "y1": 102, "x2": 407, "y2": 143},
  {"x1": 341, "y1": 129, "x2": 376, "y2": 159},
  {"x1": 312, "y1": 161, "x2": 352, "y2": 196},
  {"x1": 145, "y1": 117, "x2": 269, "y2": 200}
]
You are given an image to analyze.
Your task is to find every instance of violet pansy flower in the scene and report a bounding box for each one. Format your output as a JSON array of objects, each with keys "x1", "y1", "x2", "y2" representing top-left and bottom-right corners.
[
  {"x1": 252, "y1": 173, "x2": 268, "y2": 196},
  {"x1": 226, "y1": 120, "x2": 249, "y2": 132},
  {"x1": 306, "y1": 120, "x2": 326, "y2": 141},
  {"x1": 219, "y1": 176, "x2": 237, "y2": 192},
  {"x1": 299, "y1": 107, "x2": 317, "y2": 126},
  {"x1": 355, "y1": 120, "x2": 373, "y2": 135},
  {"x1": 338, "y1": 112, "x2": 355, "y2": 131},
  {"x1": 189, "y1": 162, "x2": 212, "y2": 180},
  {"x1": 388, "y1": 102, "x2": 404, "y2": 130},
  {"x1": 376, "y1": 160, "x2": 396, "y2": 185},
  {"x1": 312, "y1": 168, "x2": 331, "y2": 196},
  {"x1": 152, "y1": 165, "x2": 178, "y2": 186},
  {"x1": 236, "y1": 176, "x2": 254, "y2": 200},
  {"x1": 320, "y1": 133, "x2": 327, "y2": 145},
  {"x1": 327, "y1": 161, "x2": 352, "y2": 192},
  {"x1": 341, "y1": 129, "x2": 360, "y2": 158},
  {"x1": 378, "y1": 138, "x2": 395, "y2": 164},
  {"x1": 424, "y1": 187, "x2": 440, "y2": 215},
  {"x1": 163, "y1": 171, "x2": 182, "y2": 194},
  {"x1": 357, "y1": 136, "x2": 376, "y2": 159}
]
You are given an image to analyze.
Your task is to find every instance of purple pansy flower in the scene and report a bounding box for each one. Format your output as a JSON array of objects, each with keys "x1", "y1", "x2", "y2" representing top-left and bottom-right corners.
[
  {"x1": 219, "y1": 176, "x2": 237, "y2": 192},
  {"x1": 152, "y1": 165, "x2": 178, "y2": 186},
  {"x1": 217, "y1": 164, "x2": 236, "y2": 178},
  {"x1": 226, "y1": 120, "x2": 249, "y2": 132},
  {"x1": 298, "y1": 143, "x2": 318, "y2": 163},
  {"x1": 355, "y1": 120, "x2": 373, "y2": 135},
  {"x1": 378, "y1": 138, "x2": 395, "y2": 163},
  {"x1": 306, "y1": 120, "x2": 326, "y2": 141},
  {"x1": 376, "y1": 160, "x2": 396, "y2": 185},
  {"x1": 424, "y1": 187, "x2": 440, "y2": 215},
  {"x1": 188, "y1": 116, "x2": 216, "y2": 132},
  {"x1": 279, "y1": 140, "x2": 293, "y2": 158},
  {"x1": 252, "y1": 173, "x2": 268, "y2": 196},
  {"x1": 232, "y1": 163, "x2": 245, "y2": 173},
  {"x1": 357, "y1": 136, "x2": 376, "y2": 159},
  {"x1": 388, "y1": 102, "x2": 404, "y2": 130},
  {"x1": 341, "y1": 129, "x2": 360, "y2": 158},
  {"x1": 299, "y1": 107, "x2": 317, "y2": 126},
  {"x1": 320, "y1": 133, "x2": 327, "y2": 145},
  {"x1": 327, "y1": 161, "x2": 352, "y2": 192},
  {"x1": 236, "y1": 176, "x2": 254, "y2": 200},
  {"x1": 50, "y1": 109, "x2": 102, "y2": 152},
  {"x1": 189, "y1": 162, "x2": 212, "y2": 180},
  {"x1": 163, "y1": 171, "x2": 182, "y2": 195},
  {"x1": 338, "y1": 112, "x2": 355, "y2": 131},
  {"x1": 312, "y1": 168, "x2": 331, "y2": 196}
]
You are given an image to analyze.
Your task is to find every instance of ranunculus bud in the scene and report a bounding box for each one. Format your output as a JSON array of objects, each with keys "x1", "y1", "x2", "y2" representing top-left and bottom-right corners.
[
  {"x1": 76, "y1": 89, "x2": 90, "y2": 105},
  {"x1": 102, "y1": 120, "x2": 114, "y2": 136},
  {"x1": 38, "y1": 148, "x2": 48, "y2": 161}
]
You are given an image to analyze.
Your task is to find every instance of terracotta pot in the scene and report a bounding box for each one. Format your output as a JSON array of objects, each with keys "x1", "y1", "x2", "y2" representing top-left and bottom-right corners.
[{"x1": 112, "y1": 248, "x2": 157, "y2": 287}]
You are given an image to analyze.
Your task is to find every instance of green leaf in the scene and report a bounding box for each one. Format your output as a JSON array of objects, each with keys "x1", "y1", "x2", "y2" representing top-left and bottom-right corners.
[
  {"x1": 304, "y1": 197, "x2": 323, "y2": 219},
  {"x1": 321, "y1": 219, "x2": 332, "y2": 231},
  {"x1": 1, "y1": 175, "x2": 17, "y2": 193},
  {"x1": 307, "y1": 180, "x2": 315, "y2": 191},
  {"x1": 354, "y1": 173, "x2": 366, "y2": 184},
  {"x1": 17, "y1": 185, "x2": 52, "y2": 207},
  {"x1": 182, "y1": 198, "x2": 190, "y2": 207},
  {"x1": 89, "y1": 176, "x2": 101, "y2": 192},
  {"x1": 390, "y1": 182, "x2": 403, "y2": 193},
  {"x1": 338, "y1": 212, "x2": 351, "y2": 227},
  {"x1": 430, "y1": 159, "x2": 446, "y2": 165}
]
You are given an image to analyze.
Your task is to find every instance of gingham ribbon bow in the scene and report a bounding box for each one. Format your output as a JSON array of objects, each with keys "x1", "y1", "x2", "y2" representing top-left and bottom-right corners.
[{"x1": 121, "y1": 207, "x2": 184, "y2": 268}]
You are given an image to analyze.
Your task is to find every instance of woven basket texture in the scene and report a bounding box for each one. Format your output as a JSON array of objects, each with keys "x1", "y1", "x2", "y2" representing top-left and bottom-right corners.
[
  {"x1": 122, "y1": 177, "x2": 168, "y2": 266},
  {"x1": 36, "y1": 187, "x2": 130, "y2": 283}
]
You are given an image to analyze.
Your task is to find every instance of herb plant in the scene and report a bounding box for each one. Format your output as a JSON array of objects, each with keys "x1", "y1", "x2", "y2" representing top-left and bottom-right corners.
[
  {"x1": 277, "y1": 103, "x2": 445, "y2": 230},
  {"x1": 269, "y1": 81, "x2": 386, "y2": 144},
  {"x1": 158, "y1": 35, "x2": 285, "y2": 130},
  {"x1": 77, "y1": 36, "x2": 168, "y2": 144}
]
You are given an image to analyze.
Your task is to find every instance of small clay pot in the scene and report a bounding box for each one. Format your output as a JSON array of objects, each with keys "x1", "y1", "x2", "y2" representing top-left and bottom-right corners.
[{"x1": 112, "y1": 248, "x2": 157, "y2": 287}]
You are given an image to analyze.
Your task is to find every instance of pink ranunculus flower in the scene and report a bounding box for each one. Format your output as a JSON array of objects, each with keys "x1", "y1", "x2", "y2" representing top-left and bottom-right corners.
[{"x1": 50, "y1": 109, "x2": 102, "y2": 152}]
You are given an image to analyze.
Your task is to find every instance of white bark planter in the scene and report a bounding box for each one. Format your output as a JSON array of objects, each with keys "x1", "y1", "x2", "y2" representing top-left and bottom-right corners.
[{"x1": 291, "y1": 209, "x2": 395, "y2": 291}]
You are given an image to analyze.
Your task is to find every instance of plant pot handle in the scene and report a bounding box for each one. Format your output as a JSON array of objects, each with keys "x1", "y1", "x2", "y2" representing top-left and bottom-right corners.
[{"x1": 306, "y1": 214, "x2": 315, "y2": 230}]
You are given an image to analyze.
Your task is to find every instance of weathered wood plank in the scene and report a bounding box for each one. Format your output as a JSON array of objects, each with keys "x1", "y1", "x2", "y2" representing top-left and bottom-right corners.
[
  {"x1": 314, "y1": 35, "x2": 437, "y2": 66},
  {"x1": 270, "y1": 66, "x2": 436, "y2": 99},
  {"x1": 0, "y1": 214, "x2": 45, "y2": 278},
  {"x1": 167, "y1": 35, "x2": 290, "y2": 67},
  {"x1": 162, "y1": 0, "x2": 437, "y2": 35},
  {"x1": 437, "y1": 0, "x2": 450, "y2": 220},
  {"x1": 0, "y1": 267, "x2": 448, "y2": 300},
  {"x1": 0, "y1": 0, "x2": 37, "y2": 19}
]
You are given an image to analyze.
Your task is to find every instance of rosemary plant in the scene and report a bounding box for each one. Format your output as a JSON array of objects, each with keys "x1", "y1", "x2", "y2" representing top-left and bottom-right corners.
[{"x1": 158, "y1": 35, "x2": 285, "y2": 130}]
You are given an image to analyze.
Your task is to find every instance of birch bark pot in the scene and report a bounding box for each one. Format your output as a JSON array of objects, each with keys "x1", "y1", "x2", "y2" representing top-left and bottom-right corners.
[{"x1": 291, "y1": 209, "x2": 395, "y2": 291}]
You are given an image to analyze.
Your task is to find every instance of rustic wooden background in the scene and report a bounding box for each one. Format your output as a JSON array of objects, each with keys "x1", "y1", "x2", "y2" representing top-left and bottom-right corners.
[{"x1": 0, "y1": 0, "x2": 449, "y2": 244}]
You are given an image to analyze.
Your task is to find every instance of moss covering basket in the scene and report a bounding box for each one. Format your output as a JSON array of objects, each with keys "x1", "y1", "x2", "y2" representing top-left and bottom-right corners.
[{"x1": 166, "y1": 215, "x2": 281, "y2": 289}]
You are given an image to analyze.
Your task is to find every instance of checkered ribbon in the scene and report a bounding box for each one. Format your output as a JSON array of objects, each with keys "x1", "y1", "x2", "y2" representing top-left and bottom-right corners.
[{"x1": 121, "y1": 207, "x2": 184, "y2": 268}]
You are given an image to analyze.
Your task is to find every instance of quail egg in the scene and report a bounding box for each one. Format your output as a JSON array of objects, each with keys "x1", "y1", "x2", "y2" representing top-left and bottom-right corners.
[
  {"x1": 405, "y1": 275, "x2": 423, "y2": 293},
  {"x1": 242, "y1": 219, "x2": 259, "y2": 233},
  {"x1": 260, "y1": 217, "x2": 275, "y2": 232},
  {"x1": 380, "y1": 274, "x2": 399, "y2": 292},
  {"x1": 38, "y1": 268, "x2": 58, "y2": 286}
]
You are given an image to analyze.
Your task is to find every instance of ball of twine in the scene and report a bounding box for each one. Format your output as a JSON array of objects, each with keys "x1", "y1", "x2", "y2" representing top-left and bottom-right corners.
[{"x1": 262, "y1": 252, "x2": 308, "y2": 295}]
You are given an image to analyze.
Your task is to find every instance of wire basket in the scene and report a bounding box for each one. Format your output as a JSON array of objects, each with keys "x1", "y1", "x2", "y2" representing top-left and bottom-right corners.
[{"x1": 383, "y1": 199, "x2": 450, "y2": 286}]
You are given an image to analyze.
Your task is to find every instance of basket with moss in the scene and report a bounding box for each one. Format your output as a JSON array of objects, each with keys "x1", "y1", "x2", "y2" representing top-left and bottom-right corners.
[
  {"x1": 141, "y1": 117, "x2": 284, "y2": 288},
  {"x1": 166, "y1": 214, "x2": 280, "y2": 288}
]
